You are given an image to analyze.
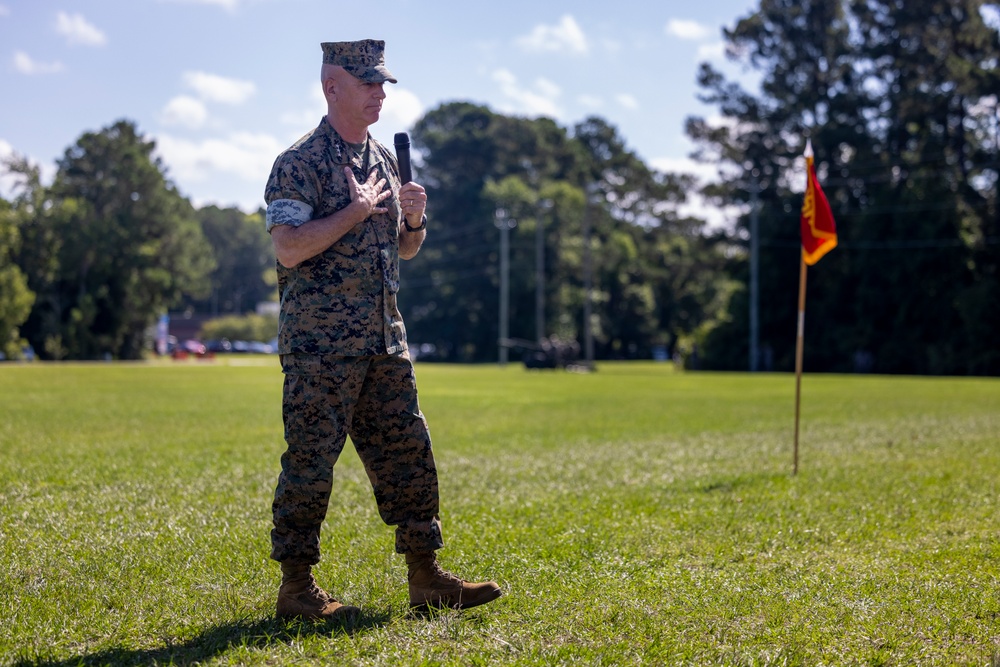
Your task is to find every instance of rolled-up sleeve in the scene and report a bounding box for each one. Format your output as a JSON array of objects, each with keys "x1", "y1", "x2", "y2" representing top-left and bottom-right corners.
[
  {"x1": 263, "y1": 151, "x2": 320, "y2": 233},
  {"x1": 265, "y1": 199, "x2": 314, "y2": 232}
]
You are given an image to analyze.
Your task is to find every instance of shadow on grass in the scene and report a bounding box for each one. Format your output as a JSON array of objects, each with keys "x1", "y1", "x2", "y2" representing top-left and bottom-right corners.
[{"x1": 11, "y1": 610, "x2": 392, "y2": 667}]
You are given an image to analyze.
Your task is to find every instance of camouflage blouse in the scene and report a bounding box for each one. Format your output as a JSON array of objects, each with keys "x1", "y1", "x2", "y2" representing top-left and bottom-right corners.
[{"x1": 264, "y1": 118, "x2": 407, "y2": 356}]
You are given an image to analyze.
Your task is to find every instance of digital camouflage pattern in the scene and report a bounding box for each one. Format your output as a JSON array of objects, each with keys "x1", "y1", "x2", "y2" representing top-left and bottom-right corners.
[
  {"x1": 321, "y1": 39, "x2": 397, "y2": 84},
  {"x1": 264, "y1": 118, "x2": 407, "y2": 356},
  {"x1": 265, "y1": 111, "x2": 443, "y2": 563},
  {"x1": 271, "y1": 352, "x2": 443, "y2": 563}
]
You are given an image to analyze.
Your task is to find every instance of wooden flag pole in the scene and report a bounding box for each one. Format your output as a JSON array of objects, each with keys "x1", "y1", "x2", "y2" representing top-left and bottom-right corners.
[{"x1": 793, "y1": 254, "x2": 807, "y2": 475}]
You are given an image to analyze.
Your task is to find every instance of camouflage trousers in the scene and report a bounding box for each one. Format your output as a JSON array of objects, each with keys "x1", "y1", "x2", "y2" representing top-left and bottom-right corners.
[{"x1": 270, "y1": 352, "x2": 444, "y2": 565}]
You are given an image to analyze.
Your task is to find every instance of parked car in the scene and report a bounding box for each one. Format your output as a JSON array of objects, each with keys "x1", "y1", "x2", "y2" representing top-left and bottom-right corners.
[
  {"x1": 204, "y1": 338, "x2": 232, "y2": 353},
  {"x1": 180, "y1": 339, "x2": 207, "y2": 355}
]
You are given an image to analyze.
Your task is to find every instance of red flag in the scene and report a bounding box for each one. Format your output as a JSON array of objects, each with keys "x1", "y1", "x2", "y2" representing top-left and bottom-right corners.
[{"x1": 800, "y1": 141, "x2": 837, "y2": 265}]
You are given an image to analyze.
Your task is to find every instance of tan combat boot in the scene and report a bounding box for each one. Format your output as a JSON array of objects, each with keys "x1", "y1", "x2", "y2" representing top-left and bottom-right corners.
[
  {"x1": 276, "y1": 562, "x2": 360, "y2": 621},
  {"x1": 406, "y1": 552, "x2": 502, "y2": 611}
]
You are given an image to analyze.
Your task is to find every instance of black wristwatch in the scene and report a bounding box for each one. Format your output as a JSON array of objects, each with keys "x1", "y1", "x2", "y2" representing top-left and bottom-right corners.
[{"x1": 404, "y1": 214, "x2": 427, "y2": 232}]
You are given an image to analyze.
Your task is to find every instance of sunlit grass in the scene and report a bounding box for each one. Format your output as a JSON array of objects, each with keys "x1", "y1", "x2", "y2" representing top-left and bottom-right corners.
[{"x1": 1, "y1": 361, "x2": 998, "y2": 665}]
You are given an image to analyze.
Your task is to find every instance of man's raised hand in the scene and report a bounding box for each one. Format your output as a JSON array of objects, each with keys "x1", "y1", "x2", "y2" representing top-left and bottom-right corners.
[{"x1": 345, "y1": 166, "x2": 390, "y2": 217}]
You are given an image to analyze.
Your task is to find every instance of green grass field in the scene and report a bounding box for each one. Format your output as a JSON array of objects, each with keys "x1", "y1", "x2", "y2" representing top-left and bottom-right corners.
[{"x1": 1, "y1": 360, "x2": 998, "y2": 666}]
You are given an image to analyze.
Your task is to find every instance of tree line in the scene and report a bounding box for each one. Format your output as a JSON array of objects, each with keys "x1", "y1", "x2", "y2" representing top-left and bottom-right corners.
[
  {"x1": 0, "y1": 121, "x2": 275, "y2": 360},
  {"x1": 402, "y1": 0, "x2": 999, "y2": 374},
  {"x1": 689, "y1": 0, "x2": 1000, "y2": 375},
  {"x1": 2, "y1": 0, "x2": 998, "y2": 374},
  {"x1": 398, "y1": 108, "x2": 733, "y2": 364}
]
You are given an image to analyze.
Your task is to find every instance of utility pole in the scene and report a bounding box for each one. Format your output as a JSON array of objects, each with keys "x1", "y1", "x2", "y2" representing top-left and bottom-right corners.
[
  {"x1": 536, "y1": 199, "x2": 551, "y2": 343},
  {"x1": 583, "y1": 189, "x2": 596, "y2": 367},
  {"x1": 495, "y1": 207, "x2": 516, "y2": 366},
  {"x1": 749, "y1": 169, "x2": 760, "y2": 372}
]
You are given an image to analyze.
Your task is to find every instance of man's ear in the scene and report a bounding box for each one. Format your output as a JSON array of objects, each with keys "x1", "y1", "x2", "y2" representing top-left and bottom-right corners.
[{"x1": 323, "y1": 77, "x2": 336, "y2": 101}]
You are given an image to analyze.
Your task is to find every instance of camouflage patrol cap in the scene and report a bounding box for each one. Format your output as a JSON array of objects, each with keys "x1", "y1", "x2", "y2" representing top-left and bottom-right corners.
[{"x1": 321, "y1": 39, "x2": 397, "y2": 84}]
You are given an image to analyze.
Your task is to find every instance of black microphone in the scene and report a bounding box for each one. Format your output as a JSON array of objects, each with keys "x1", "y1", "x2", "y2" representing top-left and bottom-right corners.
[{"x1": 394, "y1": 132, "x2": 412, "y2": 184}]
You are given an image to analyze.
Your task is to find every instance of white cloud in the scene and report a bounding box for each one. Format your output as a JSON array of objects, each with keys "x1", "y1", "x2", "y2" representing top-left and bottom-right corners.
[
  {"x1": 0, "y1": 138, "x2": 18, "y2": 197},
  {"x1": 697, "y1": 41, "x2": 726, "y2": 61},
  {"x1": 982, "y1": 5, "x2": 1000, "y2": 30},
  {"x1": 650, "y1": 155, "x2": 739, "y2": 228},
  {"x1": 159, "y1": 0, "x2": 241, "y2": 10},
  {"x1": 534, "y1": 78, "x2": 561, "y2": 100},
  {"x1": 665, "y1": 18, "x2": 711, "y2": 40},
  {"x1": 600, "y1": 38, "x2": 622, "y2": 55},
  {"x1": 680, "y1": 196, "x2": 738, "y2": 229},
  {"x1": 55, "y1": 11, "x2": 107, "y2": 47},
  {"x1": 0, "y1": 140, "x2": 56, "y2": 199},
  {"x1": 516, "y1": 14, "x2": 588, "y2": 55},
  {"x1": 183, "y1": 71, "x2": 256, "y2": 104},
  {"x1": 577, "y1": 94, "x2": 603, "y2": 109},
  {"x1": 380, "y1": 87, "x2": 424, "y2": 133},
  {"x1": 13, "y1": 51, "x2": 64, "y2": 75},
  {"x1": 154, "y1": 131, "x2": 285, "y2": 184},
  {"x1": 651, "y1": 156, "x2": 719, "y2": 182},
  {"x1": 616, "y1": 93, "x2": 639, "y2": 110},
  {"x1": 0, "y1": 5, "x2": 10, "y2": 17},
  {"x1": 492, "y1": 69, "x2": 561, "y2": 118},
  {"x1": 280, "y1": 86, "x2": 327, "y2": 129},
  {"x1": 161, "y1": 95, "x2": 209, "y2": 128}
]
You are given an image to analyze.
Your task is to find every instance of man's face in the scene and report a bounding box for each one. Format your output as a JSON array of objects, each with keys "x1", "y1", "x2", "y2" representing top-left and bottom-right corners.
[{"x1": 329, "y1": 69, "x2": 386, "y2": 128}]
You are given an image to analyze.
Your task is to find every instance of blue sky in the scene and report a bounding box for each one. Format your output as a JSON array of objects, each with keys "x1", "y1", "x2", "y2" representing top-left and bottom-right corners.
[{"x1": 0, "y1": 0, "x2": 758, "y2": 218}]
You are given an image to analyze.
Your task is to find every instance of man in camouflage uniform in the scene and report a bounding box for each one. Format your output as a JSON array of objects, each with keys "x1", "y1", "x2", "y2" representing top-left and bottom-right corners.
[{"x1": 263, "y1": 39, "x2": 501, "y2": 621}]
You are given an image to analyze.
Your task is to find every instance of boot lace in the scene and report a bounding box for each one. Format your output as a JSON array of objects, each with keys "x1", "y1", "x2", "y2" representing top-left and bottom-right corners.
[
  {"x1": 430, "y1": 560, "x2": 464, "y2": 584},
  {"x1": 305, "y1": 579, "x2": 333, "y2": 602}
]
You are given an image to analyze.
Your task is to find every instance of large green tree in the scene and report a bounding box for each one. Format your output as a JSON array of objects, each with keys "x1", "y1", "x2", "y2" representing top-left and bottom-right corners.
[
  {"x1": 4, "y1": 156, "x2": 67, "y2": 359},
  {"x1": 18, "y1": 120, "x2": 214, "y2": 359},
  {"x1": 185, "y1": 205, "x2": 276, "y2": 316},
  {"x1": 573, "y1": 117, "x2": 715, "y2": 360},
  {"x1": 0, "y1": 179, "x2": 35, "y2": 359}
]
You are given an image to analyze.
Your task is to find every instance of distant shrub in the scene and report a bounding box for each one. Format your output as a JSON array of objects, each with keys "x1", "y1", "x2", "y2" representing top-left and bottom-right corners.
[{"x1": 200, "y1": 313, "x2": 278, "y2": 342}]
